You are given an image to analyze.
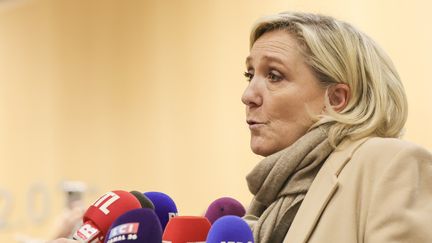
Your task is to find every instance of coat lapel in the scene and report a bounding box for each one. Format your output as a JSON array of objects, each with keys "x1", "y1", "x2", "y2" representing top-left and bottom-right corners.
[{"x1": 283, "y1": 137, "x2": 370, "y2": 243}]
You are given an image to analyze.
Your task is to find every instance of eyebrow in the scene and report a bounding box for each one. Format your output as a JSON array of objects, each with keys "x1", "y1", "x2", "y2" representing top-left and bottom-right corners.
[{"x1": 245, "y1": 55, "x2": 286, "y2": 66}]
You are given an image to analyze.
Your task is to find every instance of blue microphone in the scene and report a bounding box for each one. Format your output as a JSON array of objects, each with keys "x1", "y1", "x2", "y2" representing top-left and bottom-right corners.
[
  {"x1": 206, "y1": 215, "x2": 254, "y2": 243},
  {"x1": 104, "y1": 208, "x2": 162, "y2": 243},
  {"x1": 144, "y1": 191, "x2": 178, "y2": 230}
]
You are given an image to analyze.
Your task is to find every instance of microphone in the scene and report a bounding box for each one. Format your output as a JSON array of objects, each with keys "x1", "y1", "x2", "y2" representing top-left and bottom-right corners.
[
  {"x1": 104, "y1": 208, "x2": 162, "y2": 243},
  {"x1": 162, "y1": 216, "x2": 211, "y2": 243},
  {"x1": 143, "y1": 191, "x2": 178, "y2": 230},
  {"x1": 129, "y1": 191, "x2": 155, "y2": 210},
  {"x1": 73, "y1": 190, "x2": 142, "y2": 243},
  {"x1": 204, "y1": 197, "x2": 246, "y2": 224},
  {"x1": 206, "y1": 216, "x2": 254, "y2": 243}
]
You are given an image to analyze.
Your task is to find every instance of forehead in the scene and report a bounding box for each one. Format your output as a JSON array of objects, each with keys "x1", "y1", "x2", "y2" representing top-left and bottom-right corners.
[{"x1": 246, "y1": 30, "x2": 303, "y2": 65}]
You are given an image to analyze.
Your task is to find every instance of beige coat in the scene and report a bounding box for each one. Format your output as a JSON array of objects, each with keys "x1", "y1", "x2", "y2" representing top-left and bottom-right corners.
[{"x1": 283, "y1": 137, "x2": 432, "y2": 243}]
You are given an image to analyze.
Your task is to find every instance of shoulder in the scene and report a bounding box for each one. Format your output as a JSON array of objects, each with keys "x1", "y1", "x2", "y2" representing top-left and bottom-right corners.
[
  {"x1": 331, "y1": 136, "x2": 432, "y2": 182},
  {"x1": 334, "y1": 135, "x2": 431, "y2": 179},
  {"x1": 334, "y1": 137, "x2": 432, "y2": 201},
  {"x1": 351, "y1": 138, "x2": 432, "y2": 241},
  {"x1": 353, "y1": 137, "x2": 432, "y2": 166},
  {"x1": 360, "y1": 136, "x2": 430, "y2": 153}
]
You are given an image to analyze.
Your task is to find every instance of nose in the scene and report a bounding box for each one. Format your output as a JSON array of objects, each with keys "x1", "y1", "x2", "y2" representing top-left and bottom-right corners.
[{"x1": 241, "y1": 79, "x2": 262, "y2": 107}]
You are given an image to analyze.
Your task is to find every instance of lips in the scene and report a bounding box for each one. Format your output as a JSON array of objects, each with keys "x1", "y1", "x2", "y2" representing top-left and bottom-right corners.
[
  {"x1": 247, "y1": 119, "x2": 265, "y2": 129},
  {"x1": 247, "y1": 120, "x2": 256, "y2": 125}
]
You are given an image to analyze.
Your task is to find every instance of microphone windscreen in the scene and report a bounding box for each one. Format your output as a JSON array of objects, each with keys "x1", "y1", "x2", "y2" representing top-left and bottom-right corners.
[
  {"x1": 144, "y1": 191, "x2": 178, "y2": 230},
  {"x1": 104, "y1": 208, "x2": 162, "y2": 243},
  {"x1": 74, "y1": 190, "x2": 141, "y2": 242},
  {"x1": 206, "y1": 216, "x2": 254, "y2": 243},
  {"x1": 204, "y1": 197, "x2": 246, "y2": 224},
  {"x1": 162, "y1": 216, "x2": 211, "y2": 243},
  {"x1": 130, "y1": 191, "x2": 155, "y2": 210}
]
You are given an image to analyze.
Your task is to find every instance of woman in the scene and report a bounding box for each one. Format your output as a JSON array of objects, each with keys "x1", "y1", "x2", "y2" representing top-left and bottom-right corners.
[
  {"x1": 242, "y1": 12, "x2": 432, "y2": 243},
  {"x1": 50, "y1": 11, "x2": 432, "y2": 243}
]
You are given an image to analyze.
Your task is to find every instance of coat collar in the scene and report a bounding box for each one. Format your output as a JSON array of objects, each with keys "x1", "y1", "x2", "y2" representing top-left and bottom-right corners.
[{"x1": 283, "y1": 137, "x2": 370, "y2": 243}]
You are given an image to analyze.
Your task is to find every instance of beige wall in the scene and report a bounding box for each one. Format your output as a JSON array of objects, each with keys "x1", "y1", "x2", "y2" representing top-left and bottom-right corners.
[{"x1": 1, "y1": 0, "x2": 431, "y2": 241}]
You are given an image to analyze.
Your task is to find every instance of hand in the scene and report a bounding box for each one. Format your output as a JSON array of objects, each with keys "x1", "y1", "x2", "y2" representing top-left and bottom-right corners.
[
  {"x1": 48, "y1": 239, "x2": 79, "y2": 243},
  {"x1": 50, "y1": 201, "x2": 85, "y2": 239}
]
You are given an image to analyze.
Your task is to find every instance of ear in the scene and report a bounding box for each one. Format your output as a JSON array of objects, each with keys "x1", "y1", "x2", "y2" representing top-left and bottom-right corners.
[{"x1": 327, "y1": 83, "x2": 350, "y2": 112}]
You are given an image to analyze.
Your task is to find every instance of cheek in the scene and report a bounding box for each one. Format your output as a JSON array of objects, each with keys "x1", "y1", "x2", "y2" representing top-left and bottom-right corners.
[
  {"x1": 306, "y1": 92, "x2": 326, "y2": 114},
  {"x1": 271, "y1": 119, "x2": 308, "y2": 144},
  {"x1": 266, "y1": 95, "x2": 308, "y2": 123},
  {"x1": 266, "y1": 98, "x2": 317, "y2": 141},
  {"x1": 272, "y1": 90, "x2": 325, "y2": 124}
]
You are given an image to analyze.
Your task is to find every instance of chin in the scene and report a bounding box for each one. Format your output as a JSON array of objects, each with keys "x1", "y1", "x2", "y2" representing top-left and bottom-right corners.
[
  {"x1": 250, "y1": 138, "x2": 291, "y2": 157},
  {"x1": 250, "y1": 144, "x2": 275, "y2": 157}
]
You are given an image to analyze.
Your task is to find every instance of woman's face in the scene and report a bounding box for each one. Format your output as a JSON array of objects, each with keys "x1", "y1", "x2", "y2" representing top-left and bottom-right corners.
[{"x1": 242, "y1": 30, "x2": 326, "y2": 156}]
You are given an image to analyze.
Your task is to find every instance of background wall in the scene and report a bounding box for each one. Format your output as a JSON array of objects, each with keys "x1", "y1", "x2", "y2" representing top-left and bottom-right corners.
[{"x1": 1, "y1": 0, "x2": 431, "y2": 241}]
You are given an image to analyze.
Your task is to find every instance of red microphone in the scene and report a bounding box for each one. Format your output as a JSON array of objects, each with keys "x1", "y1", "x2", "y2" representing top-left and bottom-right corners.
[
  {"x1": 162, "y1": 216, "x2": 211, "y2": 243},
  {"x1": 73, "y1": 190, "x2": 142, "y2": 243}
]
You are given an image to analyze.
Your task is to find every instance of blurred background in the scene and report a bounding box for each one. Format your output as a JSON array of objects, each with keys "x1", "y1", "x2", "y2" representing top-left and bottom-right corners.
[{"x1": 0, "y1": 0, "x2": 431, "y2": 241}]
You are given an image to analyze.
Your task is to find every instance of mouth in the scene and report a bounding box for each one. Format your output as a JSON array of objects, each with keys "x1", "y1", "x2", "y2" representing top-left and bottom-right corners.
[
  {"x1": 247, "y1": 120, "x2": 258, "y2": 125},
  {"x1": 247, "y1": 119, "x2": 265, "y2": 129}
]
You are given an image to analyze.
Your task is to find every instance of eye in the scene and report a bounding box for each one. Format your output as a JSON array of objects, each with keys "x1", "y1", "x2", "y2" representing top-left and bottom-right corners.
[
  {"x1": 243, "y1": 71, "x2": 254, "y2": 82},
  {"x1": 267, "y1": 70, "x2": 283, "y2": 82}
]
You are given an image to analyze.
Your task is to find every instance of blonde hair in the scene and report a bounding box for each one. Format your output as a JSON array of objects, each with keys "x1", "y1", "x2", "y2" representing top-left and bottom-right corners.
[{"x1": 250, "y1": 12, "x2": 408, "y2": 145}]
